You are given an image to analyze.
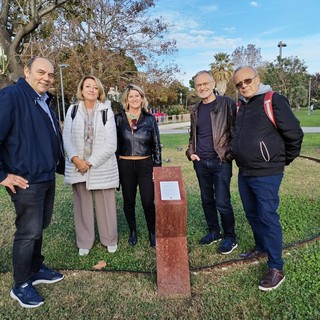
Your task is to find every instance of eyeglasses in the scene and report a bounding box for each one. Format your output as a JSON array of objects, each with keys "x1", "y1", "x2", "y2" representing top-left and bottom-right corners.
[
  {"x1": 235, "y1": 76, "x2": 258, "y2": 89},
  {"x1": 195, "y1": 81, "x2": 214, "y2": 89},
  {"x1": 131, "y1": 118, "x2": 138, "y2": 131}
]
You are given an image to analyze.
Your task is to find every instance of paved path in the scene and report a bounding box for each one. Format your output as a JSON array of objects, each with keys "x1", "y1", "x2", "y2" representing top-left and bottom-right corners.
[{"x1": 159, "y1": 122, "x2": 320, "y2": 134}]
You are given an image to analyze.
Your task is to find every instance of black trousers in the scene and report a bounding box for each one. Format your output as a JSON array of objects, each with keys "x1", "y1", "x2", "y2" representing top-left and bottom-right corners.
[{"x1": 118, "y1": 157, "x2": 155, "y2": 234}]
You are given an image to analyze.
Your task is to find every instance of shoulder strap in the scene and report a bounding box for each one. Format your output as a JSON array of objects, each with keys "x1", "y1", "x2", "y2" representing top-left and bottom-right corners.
[
  {"x1": 71, "y1": 104, "x2": 108, "y2": 125},
  {"x1": 102, "y1": 109, "x2": 108, "y2": 125},
  {"x1": 71, "y1": 104, "x2": 79, "y2": 120},
  {"x1": 236, "y1": 100, "x2": 242, "y2": 112},
  {"x1": 237, "y1": 92, "x2": 277, "y2": 128},
  {"x1": 264, "y1": 91, "x2": 277, "y2": 128}
]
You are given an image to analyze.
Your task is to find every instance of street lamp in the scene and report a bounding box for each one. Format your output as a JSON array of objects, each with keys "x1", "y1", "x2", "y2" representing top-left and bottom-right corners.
[
  {"x1": 179, "y1": 92, "x2": 182, "y2": 105},
  {"x1": 277, "y1": 41, "x2": 287, "y2": 59},
  {"x1": 58, "y1": 63, "x2": 69, "y2": 122},
  {"x1": 308, "y1": 77, "x2": 312, "y2": 115}
]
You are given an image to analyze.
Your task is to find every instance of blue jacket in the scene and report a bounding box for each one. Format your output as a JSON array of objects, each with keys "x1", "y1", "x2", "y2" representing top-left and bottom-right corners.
[{"x1": 0, "y1": 78, "x2": 63, "y2": 183}]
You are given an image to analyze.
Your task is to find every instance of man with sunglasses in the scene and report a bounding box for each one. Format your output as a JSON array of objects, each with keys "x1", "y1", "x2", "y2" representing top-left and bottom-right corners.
[
  {"x1": 186, "y1": 70, "x2": 238, "y2": 255},
  {"x1": 232, "y1": 66, "x2": 303, "y2": 291}
]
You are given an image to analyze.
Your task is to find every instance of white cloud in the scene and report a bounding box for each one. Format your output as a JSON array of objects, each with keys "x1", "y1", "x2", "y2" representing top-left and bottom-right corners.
[
  {"x1": 259, "y1": 26, "x2": 288, "y2": 37},
  {"x1": 189, "y1": 29, "x2": 215, "y2": 36},
  {"x1": 223, "y1": 27, "x2": 236, "y2": 33},
  {"x1": 250, "y1": 2, "x2": 261, "y2": 7},
  {"x1": 200, "y1": 5, "x2": 218, "y2": 12}
]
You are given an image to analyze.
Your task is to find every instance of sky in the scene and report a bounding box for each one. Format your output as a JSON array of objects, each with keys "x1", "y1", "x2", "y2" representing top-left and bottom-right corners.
[{"x1": 150, "y1": 0, "x2": 320, "y2": 86}]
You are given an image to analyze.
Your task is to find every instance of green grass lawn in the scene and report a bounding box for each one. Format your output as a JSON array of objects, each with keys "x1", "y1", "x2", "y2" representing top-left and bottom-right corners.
[
  {"x1": 0, "y1": 133, "x2": 319, "y2": 319},
  {"x1": 293, "y1": 107, "x2": 320, "y2": 127}
]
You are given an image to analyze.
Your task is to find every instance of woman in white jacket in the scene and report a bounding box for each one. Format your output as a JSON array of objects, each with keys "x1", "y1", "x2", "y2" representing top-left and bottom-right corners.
[{"x1": 63, "y1": 75, "x2": 119, "y2": 255}]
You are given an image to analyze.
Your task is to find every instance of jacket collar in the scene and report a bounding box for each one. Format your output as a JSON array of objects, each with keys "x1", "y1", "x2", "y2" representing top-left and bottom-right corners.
[{"x1": 17, "y1": 77, "x2": 54, "y2": 106}]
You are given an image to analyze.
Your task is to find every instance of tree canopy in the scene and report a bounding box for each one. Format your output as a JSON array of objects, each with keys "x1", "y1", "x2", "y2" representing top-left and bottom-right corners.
[{"x1": 0, "y1": 0, "x2": 180, "y2": 108}]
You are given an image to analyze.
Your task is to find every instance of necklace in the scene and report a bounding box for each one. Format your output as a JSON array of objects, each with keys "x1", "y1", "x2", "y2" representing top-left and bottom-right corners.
[{"x1": 126, "y1": 112, "x2": 139, "y2": 120}]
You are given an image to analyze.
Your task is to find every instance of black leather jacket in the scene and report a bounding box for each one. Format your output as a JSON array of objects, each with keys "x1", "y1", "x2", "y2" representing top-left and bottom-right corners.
[
  {"x1": 186, "y1": 95, "x2": 237, "y2": 162},
  {"x1": 115, "y1": 109, "x2": 162, "y2": 166}
]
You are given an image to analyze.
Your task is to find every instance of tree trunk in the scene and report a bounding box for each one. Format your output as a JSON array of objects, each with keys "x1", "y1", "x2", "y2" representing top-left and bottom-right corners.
[
  {"x1": 215, "y1": 80, "x2": 227, "y2": 96},
  {"x1": 0, "y1": 74, "x2": 13, "y2": 88}
]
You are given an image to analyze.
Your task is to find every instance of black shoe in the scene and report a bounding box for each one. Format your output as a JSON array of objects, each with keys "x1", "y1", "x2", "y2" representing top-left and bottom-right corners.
[
  {"x1": 128, "y1": 231, "x2": 137, "y2": 246},
  {"x1": 199, "y1": 232, "x2": 222, "y2": 245},
  {"x1": 239, "y1": 248, "x2": 265, "y2": 259},
  {"x1": 149, "y1": 233, "x2": 156, "y2": 247}
]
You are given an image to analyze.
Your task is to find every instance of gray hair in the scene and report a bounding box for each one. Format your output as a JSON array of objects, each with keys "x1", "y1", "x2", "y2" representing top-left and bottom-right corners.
[
  {"x1": 193, "y1": 70, "x2": 214, "y2": 81},
  {"x1": 233, "y1": 66, "x2": 258, "y2": 77},
  {"x1": 26, "y1": 57, "x2": 53, "y2": 71}
]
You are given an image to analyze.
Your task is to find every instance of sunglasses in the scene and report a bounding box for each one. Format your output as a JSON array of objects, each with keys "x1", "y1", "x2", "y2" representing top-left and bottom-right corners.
[
  {"x1": 131, "y1": 118, "x2": 138, "y2": 131},
  {"x1": 235, "y1": 75, "x2": 258, "y2": 89},
  {"x1": 127, "y1": 84, "x2": 134, "y2": 90}
]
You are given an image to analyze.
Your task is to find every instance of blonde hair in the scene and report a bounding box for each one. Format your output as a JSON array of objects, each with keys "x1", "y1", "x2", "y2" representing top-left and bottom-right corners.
[
  {"x1": 76, "y1": 75, "x2": 106, "y2": 102},
  {"x1": 121, "y1": 84, "x2": 148, "y2": 111}
]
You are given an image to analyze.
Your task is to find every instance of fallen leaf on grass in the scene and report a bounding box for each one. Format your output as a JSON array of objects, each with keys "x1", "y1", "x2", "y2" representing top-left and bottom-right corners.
[{"x1": 93, "y1": 260, "x2": 107, "y2": 270}]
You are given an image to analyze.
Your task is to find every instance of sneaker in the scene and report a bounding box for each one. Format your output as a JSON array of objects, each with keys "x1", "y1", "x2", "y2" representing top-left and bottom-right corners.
[
  {"x1": 199, "y1": 232, "x2": 222, "y2": 245},
  {"x1": 259, "y1": 268, "x2": 285, "y2": 291},
  {"x1": 107, "y1": 245, "x2": 118, "y2": 253},
  {"x1": 218, "y1": 238, "x2": 238, "y2": 254},
  {"x1": 10, "y1": 281, "x2": 44, "y2": 308},
  {"x1": 30, "y1": 265, "x2": 64, "y2": 285},
  {"x1": 79, "y1": 248, "x2": 90, "y2": 256}
]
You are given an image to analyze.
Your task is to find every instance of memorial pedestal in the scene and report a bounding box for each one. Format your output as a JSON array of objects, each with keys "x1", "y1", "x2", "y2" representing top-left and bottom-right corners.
[{"x1": 153, "y1": 166, "x2": 191, "y2": 298}]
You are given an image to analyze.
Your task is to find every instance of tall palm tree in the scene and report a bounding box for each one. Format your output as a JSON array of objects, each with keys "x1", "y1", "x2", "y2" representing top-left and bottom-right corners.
[{"x1": 210, "y1": 53, "x2": 234, "y2": 95}]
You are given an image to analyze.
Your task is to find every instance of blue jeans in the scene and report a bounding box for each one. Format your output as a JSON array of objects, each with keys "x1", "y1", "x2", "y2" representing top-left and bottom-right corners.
[
  {"x1": 7, "y1": 180, "x2": 55, "y2": 286},
  {"x1": 238, "y1": 173, "x2": 284, "y2": 270},
  {"x1": 193, "y1": 158, "x2": 236, "y2": 238}
]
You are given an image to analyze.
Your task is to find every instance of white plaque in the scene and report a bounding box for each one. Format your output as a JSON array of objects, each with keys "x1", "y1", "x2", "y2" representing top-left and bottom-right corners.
[{"x1": 160, "y1": 181, "x2": 181, "y2": 200}]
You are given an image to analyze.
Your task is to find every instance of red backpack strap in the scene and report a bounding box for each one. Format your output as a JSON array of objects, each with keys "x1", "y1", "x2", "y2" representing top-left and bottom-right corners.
[
  {"x1": 264, "y1": 91, "x2": 277, "y2": 128},
  {"x1": 236, "y1": 100, "x2": 242, "y2": 112}
]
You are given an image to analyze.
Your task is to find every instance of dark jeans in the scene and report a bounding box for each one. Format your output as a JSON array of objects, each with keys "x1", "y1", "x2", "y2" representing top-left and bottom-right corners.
[
  {"x1": 238, "y1": 173, "x2": 284, "y2": 270},
  {"x1": 7, "y1": 180, "x2": 55, "y2": 286},
  {"x1": 118, "y1": 157, "x2": 155, "y2": 234},
  {"x1": 193, "y1": 158, "x2": 236, "y2": 238}
]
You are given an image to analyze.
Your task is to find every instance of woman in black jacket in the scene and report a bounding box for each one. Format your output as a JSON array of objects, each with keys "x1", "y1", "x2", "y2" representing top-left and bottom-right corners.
[{"x1": 115, "y1": 84, "x2": 162, "y2": 247}]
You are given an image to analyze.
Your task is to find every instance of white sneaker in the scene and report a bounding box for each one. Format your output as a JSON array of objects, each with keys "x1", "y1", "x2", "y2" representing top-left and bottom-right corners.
[
  {"x1": 79, "y1": 248, "x2": 90, "y2": 256},
  {"x1": 107, "y1": 245, "x2": 117, "y2": 253}
]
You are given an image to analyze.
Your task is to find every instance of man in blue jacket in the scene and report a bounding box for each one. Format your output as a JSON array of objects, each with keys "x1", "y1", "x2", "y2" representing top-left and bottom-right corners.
[
  {"x1": 232, "y1": 66, "x2": 303, "y2": 291},
  {"x1": 0, "y1": 57, "x2": 64, "y2": 308}
]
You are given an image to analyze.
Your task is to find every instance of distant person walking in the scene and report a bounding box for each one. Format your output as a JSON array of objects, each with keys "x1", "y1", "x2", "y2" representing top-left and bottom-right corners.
[
  {"x1": 186, "y1": 70, "x2": 238, "y2": 254},
  {"x1": 232, "y1": 66, "x2": 303, "y2": 291}
]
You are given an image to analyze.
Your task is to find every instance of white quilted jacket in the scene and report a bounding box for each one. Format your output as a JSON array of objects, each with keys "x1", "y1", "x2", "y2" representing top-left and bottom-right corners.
[{"x1": 63, "y1": 101, "x2": 119, "y2": 190}]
